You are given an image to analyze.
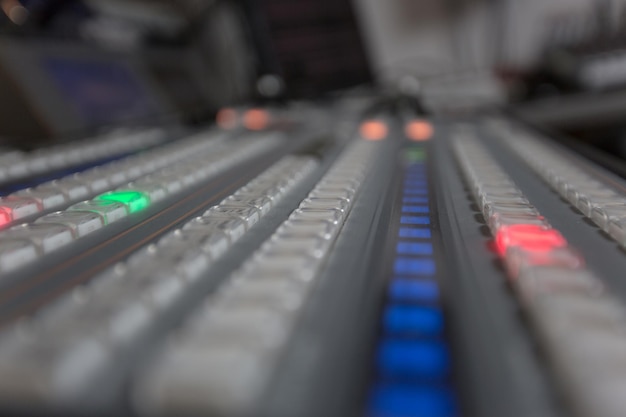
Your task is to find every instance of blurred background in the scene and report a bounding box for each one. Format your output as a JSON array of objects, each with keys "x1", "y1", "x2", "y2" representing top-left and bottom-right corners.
[{"x1": 3, "y1": 0, "x2": 626, "y2": 162}]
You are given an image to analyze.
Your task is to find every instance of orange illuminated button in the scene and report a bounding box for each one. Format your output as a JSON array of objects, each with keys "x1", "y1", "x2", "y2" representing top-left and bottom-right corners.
[
  {"x1": 216, "y1": 107, "x2": 238, "y2": 130},
  {"x1": 495, "y1": 224, "x2": 567, "y2": 256},
  {"x1": 243, "y1": 108, "x2": 270, "y2": 131},
  {"x1": 405, "y1": 120, "x2": 434, "y2": 142},
  {"x1": 360, "y1": 120, "x2": 388, "y2": 141}
]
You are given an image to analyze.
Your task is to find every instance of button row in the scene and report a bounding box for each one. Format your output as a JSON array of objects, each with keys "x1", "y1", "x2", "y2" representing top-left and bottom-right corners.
[
  {"x1": 0, "y1": 154, "x2": 319, "y2": 406},
  {"x1": 494, "y1": 122, "x2": 626, "y2": 252},
  {"x1": 0, "y1": 136, "x2": 281, "y2": 273},
  {"x1": 0, "y1": 129, "x2": 234, "y2": 228},
  {"x1": 453, "y1": 133, "x2": 626, "y2": 417},
  {"x1": 0, "y1": 127, "x2": 167, "y2": 184},
  {"x1": 134, "y1": 140, "x2": 380, "y2": 417}
]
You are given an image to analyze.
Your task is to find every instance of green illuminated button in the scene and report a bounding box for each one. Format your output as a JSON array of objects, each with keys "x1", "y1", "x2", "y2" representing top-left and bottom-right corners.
[
  {"x1": 406, "y1": 148, "x2": 425, "y2": 162},
  {"x1": 97, "y1": 190, "x2": 150, "y2": 213}
]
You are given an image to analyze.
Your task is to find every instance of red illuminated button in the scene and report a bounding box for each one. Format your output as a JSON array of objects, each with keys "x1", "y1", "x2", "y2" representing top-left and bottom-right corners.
[
  {"x1": 0, "y1": 208, "x2": 11, "y2": 227},
  {"x1": 495, "y1": 224, "x2": 567, "y2": 256}
]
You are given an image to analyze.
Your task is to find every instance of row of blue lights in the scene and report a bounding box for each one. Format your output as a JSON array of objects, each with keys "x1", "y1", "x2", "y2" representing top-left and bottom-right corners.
[{"x1": 366, "y1": 146, "x2": 457, "y2": 417}]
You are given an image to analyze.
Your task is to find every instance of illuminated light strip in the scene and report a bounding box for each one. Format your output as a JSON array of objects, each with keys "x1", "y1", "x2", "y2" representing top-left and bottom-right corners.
[{"x1": 366, "y1": 145, "x2": 458, "y2": 417}]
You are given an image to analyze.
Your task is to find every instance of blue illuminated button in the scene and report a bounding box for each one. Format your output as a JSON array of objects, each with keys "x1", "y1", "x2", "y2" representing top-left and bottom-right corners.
[
  {"x1": 405, "y1": 177, "x2": 426, "y2": 183},
  {"x1": 399, "y1": 228, "x2": 431, "y2": 239},
  {"x1": 394, "y1": 258, "x2": 435, "y2": 275},
  {"x1": 402, "y1": 205, "x2": 429, "y2": 214},
  {"x1": 401, "y1": 216, "x2": 430, "y2": 225},
  {"x1": 369, "y1": 383, "x2": 457, "y2": 417},
  {"x1": 397, "y1": 242, "x2": 433, "y2": 255},
  {"x1": 404, "y1": 189, "x2": 428, "y2": 196},
  {"x1": 389, "y1": 278, "x2": 439, "y2": 303},
  {"x1": 403, "y1": 197, "x2": 429, "y2": 204},
  {"x1": 384, "y1": 305, "x2": 443, "y2": 336},
  {"x1": 405, "y1": 180, "x2": 427, "y2": 187},
  {"x1": 378, "y1": 340, "x2": 450, "y2": 379}
]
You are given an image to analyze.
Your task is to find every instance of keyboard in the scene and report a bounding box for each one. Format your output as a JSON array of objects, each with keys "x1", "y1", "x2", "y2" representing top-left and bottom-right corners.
[{"x1": 0, "y1": 105, "x2": 625, "y2": 417}]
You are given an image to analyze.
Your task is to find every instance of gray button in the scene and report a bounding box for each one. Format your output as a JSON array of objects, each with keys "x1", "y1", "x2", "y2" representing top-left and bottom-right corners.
[
  {"x1": 514, "y1": 265, "x2": 601, "y2": 302},
  {"x1": 67, "y1": 200, "x2": 128, "y2": 224},
  {"x1": 309, "y1": 188, "x2": 354, "y2": 201},
  {"x1": 54, "y1": 177, "x2": 90, "y2": 201},
  {"x1": 0, "y1": 239, "x2": 38, "y2": 272},
  {"x1": 14, "y1": 187, "x2": 66, "y2": 210},
  {"x1": 75, "y1": 169, "x2": 111, "y2": 193},
  {"x1": 222, "y1": 196, "x2": 272, "y2": 215},
  {"x1": 152, "y1": 173, "x2": 183, "y2": 194},
  {"x1": 1, "y1": 197, "x2": 42, "y2": 220},
  {"x1": 2, "y1": 223, "x2": 74, "y2": 254},
  {"x1": 279, "y1": 218, "x2": 340, "y2": 240},
  {"x1": 261, "y1": 235, "x2": 331, "y2": 259},
  {"x1": 483, "y1": 202, "x2": 538, "y2": 218},
  {"x1": 488, "y1": 213, "x2": 549, "y2": 233},
  {"x1": 608, "y1": 217, "x2": 626, "y2": 247},
  {"x1": 203, "y1": 206, "x2": 261, "y2": 229},
  {"x1": 291, "y1": 207, "x2": 344, "y2": 224},
  {"x1": 155, "y1": 244, "x2": 210, "y2": 283},
  {"x1": 0, "y1": 335, "x2": 110, "y2": 402},
  {"x1": 591, "y1": 204, "x2": 626, "y2": 231},
  {"x1": 182, "y1": 314, "x2": 289, "y2": 352},
  {"x1": 183, "y1": 217, "x2": 246, "y2": 242},
  {"x1": 36, "y1": 211, "x2": 104, "y2": 237},
  {"x1": 127, "y1": 182, "x2": 168, "y2": 203},
  {"x1": 300, "y1": 197, "x2": 351, "y2": 213},
  {"x1": 135, "y1": 345, "x2": 268, "y2": 417},
  {"x1": 164, "y1": 229, "x2": 229, "y2": 260},
  {"x1": 234, "y1": 188, "x2": 281, "y2": 203},
  {"x1": 46, "y1": 292, "x2": 152, "y2": 346},
  {"x1": 103, "y1": 164, "x2": 128, "y2": 185}
]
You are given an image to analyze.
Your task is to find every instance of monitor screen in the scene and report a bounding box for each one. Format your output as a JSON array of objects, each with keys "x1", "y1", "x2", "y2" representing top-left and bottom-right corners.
[{"x1": 42, "y1": 57, "x2": 158, "y2": 125}]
